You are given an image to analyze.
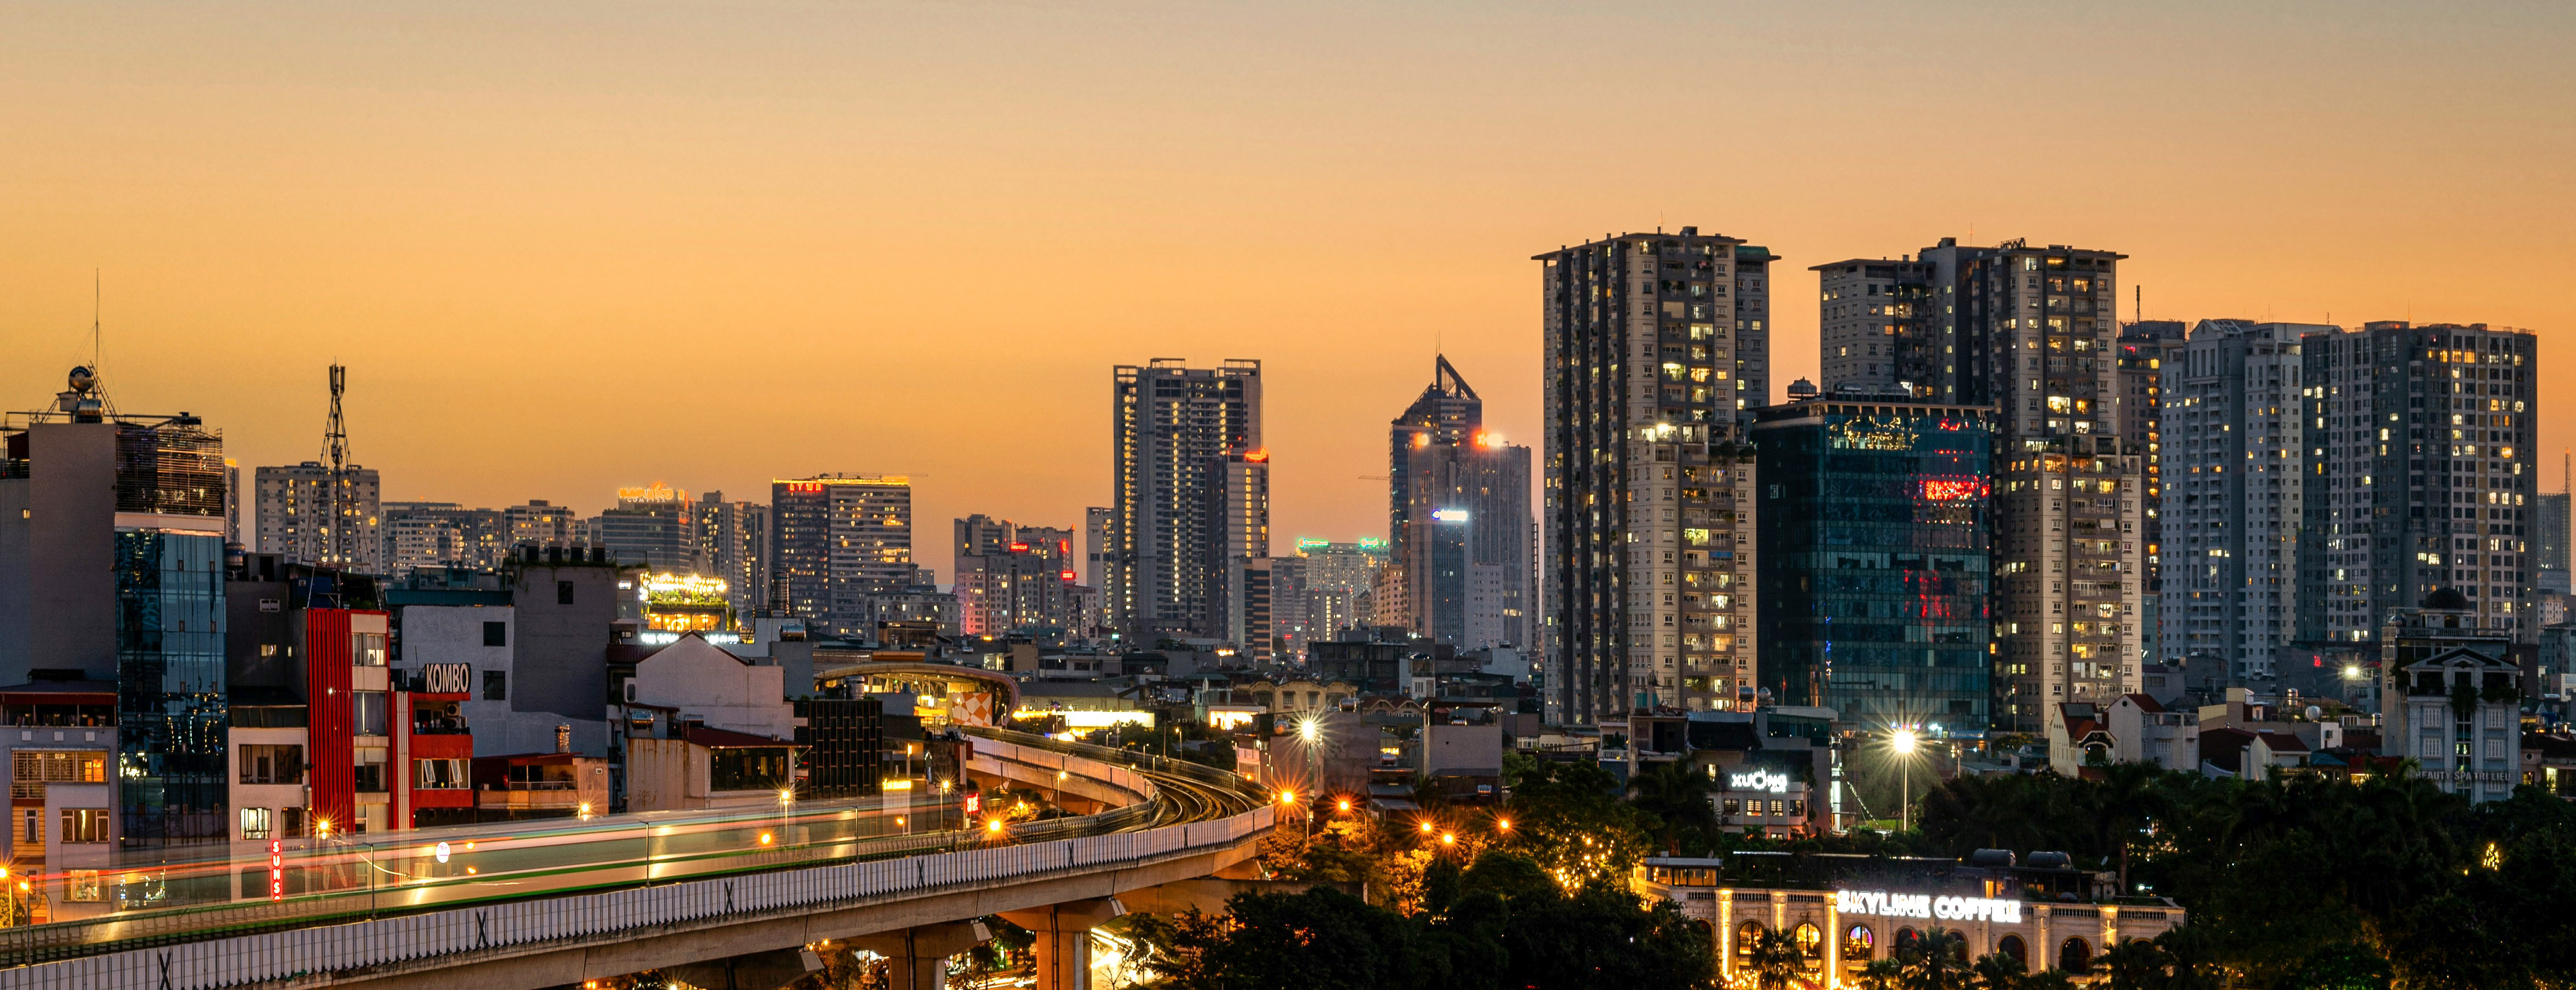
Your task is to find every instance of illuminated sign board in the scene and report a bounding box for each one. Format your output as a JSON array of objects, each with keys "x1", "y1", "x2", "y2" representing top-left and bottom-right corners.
[
  {"x1": 269, "y1": 840, "x2": 284, "y2": 901},
  {"x1": 1728, "y1": 768, "x2": 1792, "y2": 794},
  {"x1": 1920, "y1": 478, "x2": 1985, "y2": 501},
  {"x1": 1834, "y1": 889, "x2": 2022, "y2": 924},
  {"x1": 1431, "y1": 508, "x2": 1471, "y2": 523},
  {"x1": 963, "y1": 792, "x2": 983, "y2": 816}
]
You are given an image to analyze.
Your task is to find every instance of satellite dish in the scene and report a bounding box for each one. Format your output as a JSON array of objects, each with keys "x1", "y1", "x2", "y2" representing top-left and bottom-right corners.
[
  {"x1": 2304, "y1": 705, "x2": 2323, "y2": 721},
  {"x1": 67, "y1": 366, "x2": 96, "y2": 394}
]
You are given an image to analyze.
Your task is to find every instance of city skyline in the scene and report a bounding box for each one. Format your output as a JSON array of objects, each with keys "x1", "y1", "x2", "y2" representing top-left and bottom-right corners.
[{"x1": 5, "y1": 5, "x2": 2572, "y2": 590}]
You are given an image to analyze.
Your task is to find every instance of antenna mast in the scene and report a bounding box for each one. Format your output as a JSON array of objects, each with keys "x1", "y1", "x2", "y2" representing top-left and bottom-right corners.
[{"x1": 325, "y1": 364, "x2": 351, "y2": 567}]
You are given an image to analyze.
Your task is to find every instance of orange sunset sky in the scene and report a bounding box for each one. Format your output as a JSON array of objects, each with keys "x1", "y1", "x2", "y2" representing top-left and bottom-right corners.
[{"x1": 4, "y1": 2, "x2": 2571, "y2": 582}]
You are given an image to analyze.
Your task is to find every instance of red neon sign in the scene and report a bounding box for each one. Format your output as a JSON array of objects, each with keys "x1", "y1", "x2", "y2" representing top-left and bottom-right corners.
[
  {"x1": 1060, "y1": 570, "x2": 1077, "y2": 581},
  {"x1": 1009, "y1": 542, "x2": 1029, "y2": 553},
  {"x1": 269, "y1": 840, "x2": 284, "y2": 900},
  {"x1": 1920, "y1": 478, "x2": 1983, "y2": 501},
  {"x1": 963, "y1": 792, "x2": 983, "y2": 815},
  {"x1": 1243, "y1": 449, "x2": 1269, "y2": 463}
]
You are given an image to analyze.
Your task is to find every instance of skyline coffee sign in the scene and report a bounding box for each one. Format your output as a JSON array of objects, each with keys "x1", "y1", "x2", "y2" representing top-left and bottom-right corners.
[{"x1": 1834, "y1": 889, "x2": 2025, "y2": 924}]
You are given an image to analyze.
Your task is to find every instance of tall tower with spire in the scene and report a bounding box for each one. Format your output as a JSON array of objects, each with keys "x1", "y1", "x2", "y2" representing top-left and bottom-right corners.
[{"x1": 1389, "y1": 355, "x2": 1482, "y2": 552}]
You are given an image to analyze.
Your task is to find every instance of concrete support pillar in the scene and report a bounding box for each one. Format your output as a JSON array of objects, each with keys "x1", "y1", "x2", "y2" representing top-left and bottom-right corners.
[
  {"x1": 855, "y1": 920, "x2": 989, "y2": 990},
  {"x1": 1824, "y1": 900, "x2": 1840, "y2": 989},
  {"x1": 1716, "y1": 889, "x2": 1735, "y2": 982},
  {"x1": 1000, "y1": 898, "x2": 1125, "y2": 990}
]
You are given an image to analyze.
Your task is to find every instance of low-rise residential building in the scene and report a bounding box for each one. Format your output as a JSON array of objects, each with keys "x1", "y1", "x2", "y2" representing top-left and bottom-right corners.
[
  {"x1": 2, "y1": 681, "x2": 116, "y2": 922},
  {"x1": 2381, "y1": 590, "x2": 2523, "y2": 803},
  {"x1": 2198, "y1": 726, "x2": 2309, "y2": 780},
  {"x1": 625, "y1": 720, "x2": 803, "y2": 813},
  {"x1": 471, "y1": 752, "x2": 612, "y2": 821},
  {"x1": 2102, "y1": 694, "x2": 2198, "y2": 771}
]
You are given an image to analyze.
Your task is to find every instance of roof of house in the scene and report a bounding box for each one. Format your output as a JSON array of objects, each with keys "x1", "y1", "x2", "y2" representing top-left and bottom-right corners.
[
  {"x1": 2118, "y1": 693, "x2": 2166, "y2": 714},
  {"x1": 683, "y1": 726, "x2": 801, "y2": 749},
  {"x1": 2254, "y1": 729, "x2": 2309, "y2": 754}
]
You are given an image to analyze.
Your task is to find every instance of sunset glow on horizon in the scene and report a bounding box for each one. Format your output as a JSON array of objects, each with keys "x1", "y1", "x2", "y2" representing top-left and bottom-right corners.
[{"x1": 5, "y1": 1, "x2": 2569, "y2": 579}]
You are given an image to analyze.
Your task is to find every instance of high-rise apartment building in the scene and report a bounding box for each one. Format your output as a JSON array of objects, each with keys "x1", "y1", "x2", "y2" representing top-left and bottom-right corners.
[
  {"x1": 1966, "y1": 244, "x2": 2143, "y2": 735},
  {"x1": 1083, "y1": 506, "x2": 1115, "y2": 634},
  {"x1": 1753, "y1": 394, "x2": 1993, "y2": 731},
  {"x1": 698, "y1": 493, "x2": 769, "y2": 621},
  {"x1": 1108, "y1": 360, "x2": 1264, "y2": 641},
  {"x1": 1825, "y1": 238, "x2": 2144, "y2": 735},
  {"x1": 2539, "y1": 456, "x2": 2569, "y2": 596},
  {"x1": 1294, "y1": 538, "x2": 1386, "y2": 641},
  {"x1": 953, "y1": 516, "x2": 1078, "y2": 637},
  {"x1": 1730, "y1": 244, "x2": 1780, "y2": 427},
  {"x1": 1811, "y1": 258, "x2": 1941, "y2": 399},
  {"x1": 2298, "y1": 322, "x2": 2541, "y2": 648},
  {"x1": 770, "y1": 475, "x2": 917, "y2": 639},
  {"x1": 381, "y1": 502, "x2": 508, "y2": 572},
  {"x1": 504, "y1": 500, "x2": 583, "y2": 550},
  {"x1": 1537, "y1": 228, "x2": 1764, "y2": 724},
  {"x1": 598, "y1": 482, "x2": 700, "y2": 573},
  {"x1": 2118, "y1": 320, "x2": 2187, "y2": 667},
  {"x1": 254, "y1": 461, "x2": 384, "y2": 573},
  {"x1": 2160, "y1": 320, "x2": 2320, "y2": 679}
]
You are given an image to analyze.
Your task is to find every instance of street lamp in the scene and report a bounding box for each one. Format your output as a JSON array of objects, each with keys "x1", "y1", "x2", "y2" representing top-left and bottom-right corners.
[{"x1": 1891, "y1": 728, "x2": 1919, "y2": 834}]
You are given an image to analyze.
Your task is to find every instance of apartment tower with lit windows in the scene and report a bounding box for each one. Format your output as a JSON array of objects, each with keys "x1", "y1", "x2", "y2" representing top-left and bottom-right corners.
[
  {"x1": 2159, "y1": 320, "x2": 2323, "y2": 680},
  {"x1": 1107, "y1": 360, "x2": 1264, "y2": 642},
  {"x1": 1821, "y1": 239, "x2": 2145, "y2": 737},
  {"x1": 1536, "y1": 228, "x2": 1767, "y2": 724},
  {"x1": 769, "y1": 475, "x2": 917, "y2": 639},
  {"x1": 2297, "y1": 322, "x2": 2540, "y2": 652}
]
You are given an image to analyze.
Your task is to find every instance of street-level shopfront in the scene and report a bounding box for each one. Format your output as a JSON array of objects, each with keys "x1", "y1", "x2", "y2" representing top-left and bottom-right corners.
[{"x1": 1639, "y1": 864, "x2": 2185, "y2": 985}]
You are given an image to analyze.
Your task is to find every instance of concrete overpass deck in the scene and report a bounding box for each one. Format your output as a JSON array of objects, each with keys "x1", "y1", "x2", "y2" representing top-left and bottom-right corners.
[{"x1": 0, "y1": 728, "x2": 1276, "y2": 990}]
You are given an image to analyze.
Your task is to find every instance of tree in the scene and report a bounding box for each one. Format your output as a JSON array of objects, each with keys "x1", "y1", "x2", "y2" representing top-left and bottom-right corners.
[
  {"x1": 1740, "y1": 926, "x2": 1807, "y2": 990},
  {"x1": 1625, "y1": 758, "x2": 1722, "y2": 856},
  {"x1": 1500, "y1": 755, "x2": 1656, "y2": 890}
]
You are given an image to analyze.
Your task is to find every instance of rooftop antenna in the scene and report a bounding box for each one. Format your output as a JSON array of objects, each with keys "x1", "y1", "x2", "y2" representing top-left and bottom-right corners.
[{"x1": 324, "y1": 364, "x2": 351, "y2": 567}]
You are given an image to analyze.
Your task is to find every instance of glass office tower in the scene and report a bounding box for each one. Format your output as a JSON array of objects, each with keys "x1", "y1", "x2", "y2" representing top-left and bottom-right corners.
[{"x1": 1755, "y1": 396, "x2": 1993, "y2": 733}]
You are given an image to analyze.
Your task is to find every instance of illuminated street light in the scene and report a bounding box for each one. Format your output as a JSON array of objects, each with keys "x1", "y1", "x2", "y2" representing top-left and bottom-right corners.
[
  {"x1": 1890, "y1": 728, "x2": 1922, "y2": 834},
  {"x1": 1495, "y1": 818, "x2": 1511, "y2": 833},
  {"x1": 1419, "y1": 820, "x2": 1433, "y2": 834},
  {"x1": 1336, "y1": 798, "x2": 1352, "y2": 814}
]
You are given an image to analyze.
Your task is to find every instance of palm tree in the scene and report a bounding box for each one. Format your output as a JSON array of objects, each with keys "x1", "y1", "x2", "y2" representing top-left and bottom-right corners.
[
  {"x1": 1970, "y1": 950, "x2": 2028, "y2": 989},
  {"x1": 1906, "y1": 927, "x2": 1973, "y2": 990},
  {"x1": 1742, "y1": 926, "x2": 1808, "y2": 990}
]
